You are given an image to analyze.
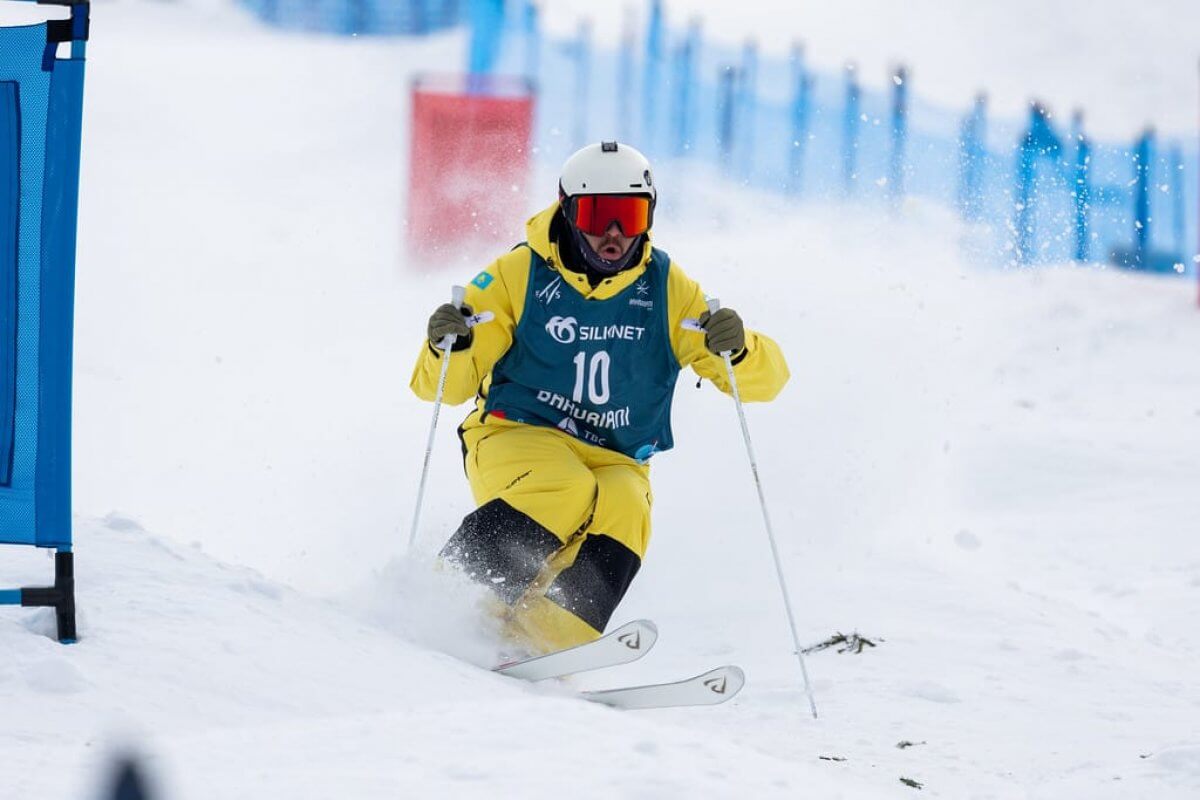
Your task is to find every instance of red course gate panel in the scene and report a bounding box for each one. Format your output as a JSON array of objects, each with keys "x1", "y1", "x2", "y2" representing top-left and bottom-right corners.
[{"x1": 407, "y1": 75, "x2": 535, "y2": 258}]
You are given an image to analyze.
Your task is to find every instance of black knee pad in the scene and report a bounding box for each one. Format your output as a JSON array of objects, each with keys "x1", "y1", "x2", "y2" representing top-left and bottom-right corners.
[
  {"x1": 544, "y1": 533, "x2": 642, "y2": 633},
  {"x1": 440, "y1": 499, "x2": 562, "y2": 605}
]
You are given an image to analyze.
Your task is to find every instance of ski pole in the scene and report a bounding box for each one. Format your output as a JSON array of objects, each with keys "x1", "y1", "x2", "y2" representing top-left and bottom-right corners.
[
  {"x1": 408, "y1": 285, "x2": 466, "y2": 552},
  {"x1": 706, "y1": 297, "x2": 819, "y2": 719}
]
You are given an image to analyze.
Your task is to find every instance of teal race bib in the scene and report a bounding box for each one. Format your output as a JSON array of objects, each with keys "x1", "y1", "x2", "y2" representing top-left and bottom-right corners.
[{"x1": 485, "y1": 248, "x2": 680, "y2": 461}]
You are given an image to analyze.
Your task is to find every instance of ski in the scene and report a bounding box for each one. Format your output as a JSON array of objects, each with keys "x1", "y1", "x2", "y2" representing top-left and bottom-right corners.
[
  {"x1": 581, "y1": 665, "x2": 745, "y2": 710},
  {"x1": 493, "y1": 619, "x2": 658, "y2": 681}
]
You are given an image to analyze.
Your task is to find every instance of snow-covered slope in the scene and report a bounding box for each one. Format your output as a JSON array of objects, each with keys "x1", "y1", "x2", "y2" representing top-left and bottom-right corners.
[
  {"x1": 3, "y1": 516, "x2": 883, "y2": 798},
  {"x1": 3, "y1": 2, "x2": 1199, "y2": 798}
]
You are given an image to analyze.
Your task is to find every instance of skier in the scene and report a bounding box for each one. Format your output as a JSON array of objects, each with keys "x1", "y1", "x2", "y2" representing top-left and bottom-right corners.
[{"x1": 410, "y1": 141, "x2": 789, "y2": 656}]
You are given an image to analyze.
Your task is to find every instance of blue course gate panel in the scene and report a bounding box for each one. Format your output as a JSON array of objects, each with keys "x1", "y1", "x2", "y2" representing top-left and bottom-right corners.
[
  {"x1": 0, "y1": 12, "x2": 85, "y2": 552},
  {"x1": 0, "y1": 1, "x2": 87, "y2": 644},
  {"x1": 0, "y1": 23, "x2": 52, "y2": 545}
]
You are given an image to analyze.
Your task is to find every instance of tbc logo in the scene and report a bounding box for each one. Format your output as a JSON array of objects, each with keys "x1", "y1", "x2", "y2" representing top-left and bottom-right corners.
[{"x1": 545, "y1": 315, "x2": 577, "y2": 344}]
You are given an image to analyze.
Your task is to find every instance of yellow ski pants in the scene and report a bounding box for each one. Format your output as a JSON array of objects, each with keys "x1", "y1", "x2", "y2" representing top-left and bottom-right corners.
[{"x1": 441, "y1": 417, "x2": 652, "y2": 655}]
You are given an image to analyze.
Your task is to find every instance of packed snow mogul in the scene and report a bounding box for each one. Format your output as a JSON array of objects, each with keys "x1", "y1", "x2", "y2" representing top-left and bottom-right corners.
[{"x1": 410, "y1": 141, "x2": 789, "y2": 655}]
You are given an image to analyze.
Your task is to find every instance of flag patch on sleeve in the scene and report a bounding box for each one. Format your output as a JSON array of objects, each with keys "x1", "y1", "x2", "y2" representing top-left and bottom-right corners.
[{"x1": 471, "y1": 271, "x2": 495, "y2": 290}]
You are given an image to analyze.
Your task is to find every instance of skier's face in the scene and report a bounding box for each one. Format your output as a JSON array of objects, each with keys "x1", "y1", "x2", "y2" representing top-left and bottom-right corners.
[{"x1": 581, "y1": 221, "x2": 635, "y2": 262}]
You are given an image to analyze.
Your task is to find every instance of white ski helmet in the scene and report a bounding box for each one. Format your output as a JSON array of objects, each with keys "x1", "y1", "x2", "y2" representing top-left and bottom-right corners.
[{"x1": 559, "y1": 141, "x2": 656, "y2": 203}]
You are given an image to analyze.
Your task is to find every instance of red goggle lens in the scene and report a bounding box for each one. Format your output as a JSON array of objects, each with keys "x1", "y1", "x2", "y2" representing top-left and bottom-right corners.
[{"x1": 570, "y1": 195, "x2": 652, "y2": 237}]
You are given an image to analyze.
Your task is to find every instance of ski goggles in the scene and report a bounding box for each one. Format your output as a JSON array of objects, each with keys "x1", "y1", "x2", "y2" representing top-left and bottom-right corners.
[{"x1": 566, "y1": 194, "x2": 653, "y2": 237}]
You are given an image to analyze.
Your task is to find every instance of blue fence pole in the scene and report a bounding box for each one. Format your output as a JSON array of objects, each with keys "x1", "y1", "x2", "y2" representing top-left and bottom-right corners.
[
  {"x1": 426, "y1": 0, "x2": 455, "y2": 32},
  {"x1": 617, "y1": 8, "x2": 635, "y2": 142},
  {"x1": 669, "y1": 20, "x2": 700, "y2": 155},
  {"x1": 739, "y1": 39, "x2": 758, "y2": 180},
  {"x1": 468, "y1": 0, "x2": 505, "y2": 78},
  {"x1": 787, "y1": 43, "x2": 812, "y2": 197},
  {"x1": 343, "y1": 0, "x2": 367, "y2": 35},
  {"x1": 523, "y1": 1, "x2": 540, "y2": 86},
  {"x1": 1133, "y1": 128, "x2": 1153, "y2": 266},
  {"x1": 717, "y1": 64, "x2": 737, "y2": 169},
  {"x1": 641, "y1": 0, "x2": 664, "y2": 150},
  {"x1": 1071, "y1": 111, "x2": 1091, "y2": 262},
  {"x1": 432, "y1": 0, "x2": 457, "y2": 30},
  {"x1": 1170, "y1": 143, "x2": 1185, "y2": 264},
  {"x1": 957, "y1": 93, "x2": 987, "y2": 221},
  {"x1": 889, "y1": 65, "x2": 909, "y2": 206},
  {"x1": 842, "y1": 63, "x2": 861, "y2": 194},
  {"x1": 1015, "y1": 103, "x2": 1063, "y2": 264},
  {"x1": 573, "y1": 20, "x2": 592, "y2": 148},
  {"x1": 412, "y1": 0, "x2": 429, "y2": 34},
  {"x1": 668, "y1": 22, "x2": 688, "y2": 154},
  {"x1": 686, "y1": 21, "x2": 702, "y2": 152},
  {"x1": 1015, "y1": 114, "x2": 1035, "y2": 265}
]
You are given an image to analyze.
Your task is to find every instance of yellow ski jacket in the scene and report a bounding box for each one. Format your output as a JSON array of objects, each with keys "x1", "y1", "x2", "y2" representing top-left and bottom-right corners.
[{"x1": 410, "y1": 203, "x2": 790, "y2": 444}]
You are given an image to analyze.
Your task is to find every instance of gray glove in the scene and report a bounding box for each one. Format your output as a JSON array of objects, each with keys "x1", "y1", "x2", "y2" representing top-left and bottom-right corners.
[
  {"x1": 698, "y1": 308, "x2": 745, "y2": 355},
  {"x1": 427, "y1": 303, "x2": 474, "y2": 351}
]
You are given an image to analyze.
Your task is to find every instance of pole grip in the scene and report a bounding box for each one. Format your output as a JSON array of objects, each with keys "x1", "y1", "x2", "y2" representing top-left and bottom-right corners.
[
  {"x1": 437, "y1": 285, "x2": 468, "y2": 351},
  {"x1": 705, "y1": 297, "x2": 731, "y2": 357}
]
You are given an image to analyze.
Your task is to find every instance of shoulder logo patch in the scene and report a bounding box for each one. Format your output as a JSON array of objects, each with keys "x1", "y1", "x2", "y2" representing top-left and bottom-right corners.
[{"x1": 471, "y1": 271, "x2": 494, "y2": 290}]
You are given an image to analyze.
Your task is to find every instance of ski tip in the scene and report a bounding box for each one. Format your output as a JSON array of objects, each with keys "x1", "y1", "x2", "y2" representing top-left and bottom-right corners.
[
  {"x1": 611, "y1": 619, "x2": 658, "y2": 639},
  {"x1": 611, "y1": 619, "x2": 658, "y2": 653},
  {"x1": 634, "y1": 619, "x2": 658, "y2": 636},
  {"x1": 701, "y1": 665, "x2": 746, "y2": 702},
  {"x1": 706, "y1": 664, "x2": 745, "y2": 681}
]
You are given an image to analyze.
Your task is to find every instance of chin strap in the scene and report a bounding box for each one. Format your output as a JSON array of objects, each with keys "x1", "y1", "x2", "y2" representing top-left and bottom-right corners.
[{"x1": 569, "y1": 225, "x2": 645, "y2": 276}]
